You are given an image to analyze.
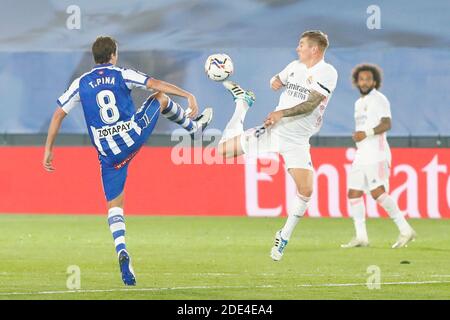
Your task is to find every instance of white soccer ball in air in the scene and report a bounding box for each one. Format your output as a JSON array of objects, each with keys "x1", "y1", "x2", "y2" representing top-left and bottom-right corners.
[{"x1": 204, "y1": 53, "x2": 233, "y2": 81}]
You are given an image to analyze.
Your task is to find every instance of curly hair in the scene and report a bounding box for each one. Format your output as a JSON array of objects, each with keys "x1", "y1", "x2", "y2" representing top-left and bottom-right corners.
[{"x1": 351, "y1": 64, "x2": 383, "y2": 89}]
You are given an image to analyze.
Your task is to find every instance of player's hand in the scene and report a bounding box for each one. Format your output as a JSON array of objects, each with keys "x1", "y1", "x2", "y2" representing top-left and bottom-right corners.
[
  {"x1": 264, "y1": 111, "x2": 284, "y2": 128},
  {"x1": 270, "y1": 76, "x2": 284, "y2": 91},
  {"x1": 43, "y1": 149, "x2": 55, "y2": 172},
  {"x1": 352, "y1": 131, "x2": 367, "y2": 142},
  {"x1": 186, "y1": 94, "x2": 199, "y2": 118}
]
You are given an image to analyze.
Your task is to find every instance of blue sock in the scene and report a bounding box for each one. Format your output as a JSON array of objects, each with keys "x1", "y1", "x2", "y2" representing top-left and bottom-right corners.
[
  {"x1": 108, "y1": 207, "x2": 126, "y2": 255},
  {"x1": 161, "y1": 98, "x2": 196, "y2": 133}
]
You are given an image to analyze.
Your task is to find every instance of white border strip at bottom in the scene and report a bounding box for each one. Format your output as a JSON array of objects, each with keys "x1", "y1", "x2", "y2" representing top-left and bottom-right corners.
[{"x1": 1, "y1": 280, "x2": 449, "y2": 296}]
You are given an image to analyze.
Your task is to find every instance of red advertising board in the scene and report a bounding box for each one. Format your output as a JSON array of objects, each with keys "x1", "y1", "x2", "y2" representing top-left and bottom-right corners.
[{"x1": 0, "y1": 147, "x2": 449, "y2": 218}]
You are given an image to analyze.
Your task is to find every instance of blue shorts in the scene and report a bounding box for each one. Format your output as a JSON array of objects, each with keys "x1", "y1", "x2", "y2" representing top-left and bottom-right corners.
[{"x1": 100, "y1": 97, "x2": 160, "y2": 201}]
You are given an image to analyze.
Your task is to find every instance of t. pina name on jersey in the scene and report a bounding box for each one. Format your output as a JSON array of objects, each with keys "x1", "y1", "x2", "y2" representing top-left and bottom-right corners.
[{"x1": 89, "y1": 77, "x2": 116, "y2": 88}]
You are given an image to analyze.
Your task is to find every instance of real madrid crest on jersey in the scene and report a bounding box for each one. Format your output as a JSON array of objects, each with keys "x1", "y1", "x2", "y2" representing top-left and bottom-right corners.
[{"x1": 306, "y1": 76, "x2": 313, "y2": 85}]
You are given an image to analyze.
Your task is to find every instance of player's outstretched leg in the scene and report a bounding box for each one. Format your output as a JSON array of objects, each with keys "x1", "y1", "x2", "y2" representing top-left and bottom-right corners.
[
  {"x1": 341, "y1": 191, "x2": 369, "y2": 248},
  {"x1": 218, "y1": 80, "x2": 255, "y2": 158},
  {"x1": 108, "y1": 205, "x2": 136, "y2": 286},
  {"x1": 222, "y1": 80, "x2": 256, "y2": 108},
  {"x1": 270, "y1": 193, "x2": 310, "y2": 261},
  {"x1": 271, "y1": 169, "x2": 312, "y2": 261},
  {"x1": 152, "y1": 92, "x2": 213, "y2": 139}
]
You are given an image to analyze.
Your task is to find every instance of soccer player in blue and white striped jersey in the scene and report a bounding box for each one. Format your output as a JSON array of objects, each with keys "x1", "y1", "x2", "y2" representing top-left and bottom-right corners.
[{"x1": 43, "y1": 36, "x2": 212, "y2": 286}]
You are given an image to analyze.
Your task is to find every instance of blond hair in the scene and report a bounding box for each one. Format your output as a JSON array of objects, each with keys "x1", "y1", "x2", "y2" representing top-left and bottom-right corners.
[{"x1": 301, "y1": 30, "x2": 329, "y2": 52}]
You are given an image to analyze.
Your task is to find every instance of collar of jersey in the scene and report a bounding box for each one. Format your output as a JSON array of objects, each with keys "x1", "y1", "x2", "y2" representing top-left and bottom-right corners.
[
  {"x1": 306, "y1": 59, "x2": 325, "y2": 71},
  {"x1": 366, "y1": 88, "x2": 378, "y2": 97},
  {"x1": 93, "y1": 63, "x2": 113, "y2": 69},
  {"x1": 361, "y1": 88, "x2": 378, "y2": 99}
]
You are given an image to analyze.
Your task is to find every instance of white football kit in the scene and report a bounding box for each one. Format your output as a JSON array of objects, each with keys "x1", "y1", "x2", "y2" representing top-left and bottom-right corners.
[
  {"x1": 348, "y1": 88, "x2": 392, "y2": 192},
  {"x1": 240, "y1": 59, "x2": 338, "y2": 169}
]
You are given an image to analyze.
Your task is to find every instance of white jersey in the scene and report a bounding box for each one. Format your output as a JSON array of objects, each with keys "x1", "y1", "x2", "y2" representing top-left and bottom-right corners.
[
  {"x1": 273, "y1": 59, "x2": 338, "y2": 147},
  {"x1": 353, "y1": 89, "x2": 392, "y2": 165}
]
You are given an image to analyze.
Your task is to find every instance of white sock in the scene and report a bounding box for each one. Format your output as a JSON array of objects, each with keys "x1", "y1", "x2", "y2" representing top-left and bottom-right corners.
[
  {"x1": 377, "y1": 193, "x2": 412, "y2": 235},
  {"x1": 219, "y1": 99, "x2": 249, "y2": 144},
  {"x1": 281, "y1": 194, "x2": 310, "y2": 240},
  {"x1": 348, "y1": 197, "x2": 368, "y2": 241}
]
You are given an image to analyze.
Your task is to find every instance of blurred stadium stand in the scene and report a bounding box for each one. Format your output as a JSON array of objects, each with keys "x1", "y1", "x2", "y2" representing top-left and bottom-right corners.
[{"x1": 1, "y1": 0, "x2": 449, "y2": 146}]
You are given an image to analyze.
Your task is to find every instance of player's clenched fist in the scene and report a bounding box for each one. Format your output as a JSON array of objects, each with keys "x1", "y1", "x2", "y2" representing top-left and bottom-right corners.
[
  {"x1": 270, "y1": 76, "x2": 284, "y2": 91},
  {"x1": 264, "y1": 110, "x2": 284, "y2": 128},
  {"x1": 186, "y1": 94, "x2": 199, "y2": 118},
  {"x1": 352, "y1": 131, "x2": 367, "y2": 142}
]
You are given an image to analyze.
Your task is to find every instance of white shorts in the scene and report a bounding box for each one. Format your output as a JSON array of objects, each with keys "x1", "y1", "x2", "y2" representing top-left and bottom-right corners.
[
  {"x1": 348, "y1": 160, "x2": 390, "y2": 193},
  {"x1": 240, "y1": 126, "x2": 313, "y2": 170}
]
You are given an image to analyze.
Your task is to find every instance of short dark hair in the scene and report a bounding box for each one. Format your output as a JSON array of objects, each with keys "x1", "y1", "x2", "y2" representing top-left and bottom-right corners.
[
  {"x1": 92, "y1": 36, "x2": 117, "y2": 64},
  {"x1": 352, "y1": 63, "x2": 383, "y2": 89},
  {"x1": 301, "y1": 30, "x2": 329, "y2": 52}
]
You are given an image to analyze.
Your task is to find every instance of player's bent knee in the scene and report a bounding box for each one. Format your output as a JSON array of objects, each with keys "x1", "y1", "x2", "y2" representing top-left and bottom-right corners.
[
  {"x1": 218, "y1": 136, "x2": 243, "y2": 158},
  {"x1": 298, "y1": 188, "x2": 313, "y2": 198},
  {"x1": 217, "y1": 142, "x2": 227, "y2": 157},
  {"x1": 348, "y1": 189, "x2": 364, "y2": 199},
  {"x1": 107, "y1": 192, "x2": 124, "y2": 209},
  {"x1": 370, "y1": 186, "x2": 385, "y2": 200},
  {"x1": 218, "y1": 142, "x2": 237, "y2": 158},
  {"x1": 153, "y1": 92, "x2": 169, "y2": 109}
]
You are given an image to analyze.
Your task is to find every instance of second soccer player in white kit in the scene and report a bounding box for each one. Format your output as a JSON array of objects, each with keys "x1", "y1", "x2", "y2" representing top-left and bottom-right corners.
[{"x1": 342, "y1": 64, "x2": 416, "y2": 249}]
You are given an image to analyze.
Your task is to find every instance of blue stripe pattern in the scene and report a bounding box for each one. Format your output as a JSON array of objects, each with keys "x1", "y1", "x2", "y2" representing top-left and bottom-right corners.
[
  {"x1": 116, "y1": 243, "x2": 126, "y2": 253},
  {"x1": 108, "y1": 215, "x2": 124, "y2": 225},
  {"x1": 108, "y1": 214, "x2": 126, "y2": 254},
  {"x1": 167, "y1": 106, "x2": 182, "y2": 121},
  {"x1": 112, "y1": 230, "x2": 125, "y2": 239},
  {"x1": 161, "y1": 100, "x2": 175, "y2": 115},
  {"x1": 161, "y1": 99, "x2": 195, "y2": 133},
  {"x1": 185, "y1": 121, "x2": 194, "y2": 131}
]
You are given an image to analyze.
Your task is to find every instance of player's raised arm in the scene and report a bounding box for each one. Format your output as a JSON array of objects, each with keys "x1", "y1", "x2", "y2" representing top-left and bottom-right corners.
[
  {"x1": 271, "y1": 60, "x2": 298, "y2": 91},
  {"x1": 281, "y1": 90, "x2": 325, "y2": 117},
  {"x1": 43, "y1": 107, "x2": 67, "y2": 172},
  {"x1": 270, "y1": 75, "x2": 284, "y2": 90},
  {"x1": 146, "y1": 78, "x2": 198, "y2": 118}
]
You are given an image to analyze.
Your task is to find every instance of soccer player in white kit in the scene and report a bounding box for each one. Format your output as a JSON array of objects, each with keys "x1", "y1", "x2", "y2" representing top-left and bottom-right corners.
[
  {"x1": 341, "y1": 64, "x2": 416, "y2": 249},
  {"x1": 218, "y1": 30, "x2": 338, "y2": 261}
]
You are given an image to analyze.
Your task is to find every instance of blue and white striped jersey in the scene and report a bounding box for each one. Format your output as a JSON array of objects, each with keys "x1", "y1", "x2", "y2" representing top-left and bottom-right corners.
[{"x1": 57, "y1": 63, "x2": 151, "y2": 158}]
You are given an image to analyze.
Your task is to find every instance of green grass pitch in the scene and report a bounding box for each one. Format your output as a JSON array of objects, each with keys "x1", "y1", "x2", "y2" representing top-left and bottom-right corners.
[{"x1": 0, "y1": 214, "x2": 449, "y2": 300}]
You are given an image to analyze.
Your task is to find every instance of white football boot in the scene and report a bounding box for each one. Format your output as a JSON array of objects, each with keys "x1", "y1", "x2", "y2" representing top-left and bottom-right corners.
[
  {"x1": 190, "y1": 107, "x2": 213, "y2": 139},
  {"x1": 270, "y1": 230, "x2": 288, "y2": 261},
  {"x1": 222, "y1": 80, "x2": 256, "y2": 107},
  {"x1": 392, "y1": 229, "x2": 417, "y2": 248},
  {"x1": 341, "y1": 238, "x2": 370, "y2": 248}
]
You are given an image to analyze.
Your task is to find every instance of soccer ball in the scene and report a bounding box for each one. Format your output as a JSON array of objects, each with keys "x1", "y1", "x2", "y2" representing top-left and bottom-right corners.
[{"x1": 204, "y1": 53, "x2": 233, "y2": 81}]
